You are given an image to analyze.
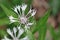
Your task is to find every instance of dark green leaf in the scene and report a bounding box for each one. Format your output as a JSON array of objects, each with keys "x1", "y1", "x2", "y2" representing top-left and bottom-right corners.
[
  {"x1": 0, "y1": 4, "x2": 18, "y2": 18},
  {"x1": 0, "y1": 30, "x2": 7, "y2": 38}
]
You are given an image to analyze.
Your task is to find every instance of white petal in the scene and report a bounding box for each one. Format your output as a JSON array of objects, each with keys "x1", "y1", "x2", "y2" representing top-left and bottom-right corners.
[
  {"x1": 28, "y1": 9, "x2": 32, "y2": 14},
  {"x1": 13, "y1": 27, "x2": 17, "y2": 33},
  {"x1": 14, "y1": 5, "x2": 21, "y2": 13},
  {"x1": 21, "y1": 4, "x2": 27, "y2": 11},
  {"x1": 17, "y1": 26, "x2": 21, "y2": 30},
  {"x1": 14, "y1": 7, "x2": 18, "y2": 13},
  {"x1": 9, "y1": 16, "x2": 17, "y2": 23},
  {"x1": 31, "y1": 10, "x2": 36, "y2": 16},
  {"x1": 7, "y1": 29, "x2": 14, "y2": 38},
  {"x1": 17, "y1": 27, "x2": 24, "y2": 38},
  {"x1": 10, "y1": 19, "x2": 16, "y2": 23},
  {"x1": 25, "y1": 23, "x2": 33, "y2": 29},
  {"x1": 17, "y1": 5, "x2": 21, "y2": 11},
  {"x1": 27, "y1": 9, "x2": 36, "y2": 17},
  {"x1": 9, "y1": 16, "x2": 15, "y2": 20},
  {"x1": 20, "y1": 36, "x2": 29, "y2": 40},
  {"x1": 25, "y1": 25, "x2": 28, "y2": 30},
  {"x1": 27, "y1": 23, "x2": 33, "y2": 26}
]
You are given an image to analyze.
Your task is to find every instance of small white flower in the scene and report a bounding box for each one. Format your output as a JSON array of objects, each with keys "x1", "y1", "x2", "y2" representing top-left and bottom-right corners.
[
  {"x1": 9, "y1": 4, "x2": 36, "y2": 29},
  {"x1": 2, "y1": 27, "x2": 29, "y2": 40}
]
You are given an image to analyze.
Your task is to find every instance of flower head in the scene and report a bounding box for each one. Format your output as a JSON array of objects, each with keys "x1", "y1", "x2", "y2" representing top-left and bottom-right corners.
[
  {"x1": 9, "y1": 4, "x2": 36, "y2": 29},
  {"x1": 2, "y1": 26, "x2": 29, "y2": 40}
]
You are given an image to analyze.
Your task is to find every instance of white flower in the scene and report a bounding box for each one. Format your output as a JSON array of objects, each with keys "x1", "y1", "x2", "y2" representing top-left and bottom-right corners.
[
  {"x1": 9, "y1": 4, "x2": 36, "y2": 29},
  {"x1": 2, "y1": 27, "x2": 29, "y2": 40}
]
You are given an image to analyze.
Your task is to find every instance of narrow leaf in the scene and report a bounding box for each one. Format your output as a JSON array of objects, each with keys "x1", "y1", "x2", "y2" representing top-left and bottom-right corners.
[
  {"x1": 0, "y1": 4, "x2": 18, "y2": 18},
  {"x1": 32, "y1": 9, "x2": 51, "y2": 34}
]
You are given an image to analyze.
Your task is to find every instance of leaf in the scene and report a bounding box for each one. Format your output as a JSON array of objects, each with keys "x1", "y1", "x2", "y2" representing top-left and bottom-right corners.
[
  {"x1": 49, "y1": 25, "x2": 57, "y2": 40},
  {"x1": 0, "y1": 6, "x2": 7, "y2": 18},
  {"x1": 38, "y1": 10, "x2": 51, "y2": 40},
  {"x1": 0, "y1": 0, "x2": 23, "y2": 8},
  {"x1": 12, "y1": 0, "x2": 24, "y2": 5},
  {"x1": 52, "y1": 0, "x2": 59, "y2": 16},
  {"x1": 27, "y1": 0, "x2": 32, "y2": 6},
  {"x1": 0, "y1": 17, "x2": 10, "y2": 26},
  {"x1": 38, "y1": 24, "x2": 47, "y2": 40},
  {"x1": 0, "y1": 4, "x2": 18, "y2": 18},
  {"x1": 0, "y1": 7, "x2": 10, "y2": 26},
  {"x1": 32, "y1": 9, "x2": 51, "y2": 34},
  {"x1": 0, "y1": 30, "x2": 7, "y2": 38}
]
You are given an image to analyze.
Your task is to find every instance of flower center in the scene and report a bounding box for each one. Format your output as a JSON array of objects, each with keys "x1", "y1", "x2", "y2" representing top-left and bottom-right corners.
[{"x1": 19, "y1": 16, "x2": 28, "y2": 24}]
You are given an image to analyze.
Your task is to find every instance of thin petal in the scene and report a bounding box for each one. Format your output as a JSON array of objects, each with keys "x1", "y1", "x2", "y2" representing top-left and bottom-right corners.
[
  {"x1": 13, "y1": 27, "x2": 17, "y2": 37},
  {"x1": 27, "y1": 23, "x2": 33, "y2": 26},
  {"x1": 28, "y1": 9, "x2": 32, "y2": 14},
  {"x1": 9, "y1": 16, "x2": 16, "y2": 20},
  {"x1": 10, "y1": 19, "x2": 16, "y2": 23},
  {"x1": 14, "y1": 5, "x2": 21, "y2": 13},
  {"x1": 25, "y1": 23, "x2": 33, "y2": 29},
  {"x1": 25, "y1": 25, "x2": 28, "y2": 30},
  {"x1": 13, "y1": 27, "x2": 17, "y2": 34},
  {"x1": 14, "y1": 7, "x2": 18, "y2": 13},
  {"x1": 17, "y1": 27, "x2": 24, "y2": 38},
  {"x1": 20, "y1": 36, "x2": 29, "y2": 40},
  {"x1": 7, "y1": 29, "x2": 14, "y2": 38},
  {"x1": 17, "y1": 5, "x2": 21, "y2": 12},
  {"x1": 31, "y1": 10, "x2": 36, "y2": 16},
  {"x1": 21, "y1": 4, "x2": 27, "y2": 11},
  {"x1": 9, "y1": 16, "x2": 17, "y2": 23}
]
